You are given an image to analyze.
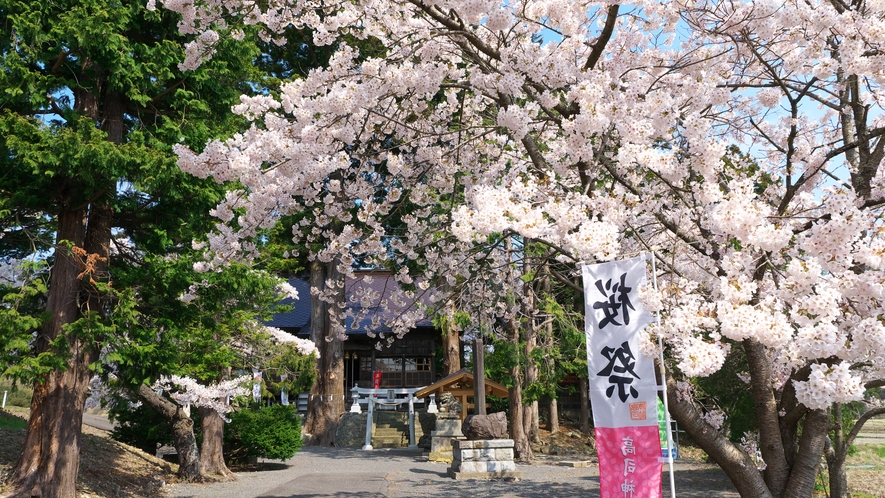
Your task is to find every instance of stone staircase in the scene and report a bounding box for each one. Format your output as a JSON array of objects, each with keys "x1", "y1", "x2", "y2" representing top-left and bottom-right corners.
[
  {"x1": 372, "y1": 411, "x2": 418, "y2": 448},
  {"x1": 335, "y1": 411, "x2": 436, "y2": 448}
]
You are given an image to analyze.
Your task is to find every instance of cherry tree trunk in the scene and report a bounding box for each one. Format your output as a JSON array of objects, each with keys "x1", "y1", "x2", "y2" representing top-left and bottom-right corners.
[
  {"x1": 663, "y1": 371, "x2": 772, "y2": 497},
  {"x1": 303, "y1": 259, "x2": 345, "y2": 446},
  {"x1": 136, "y1": 384, "x2": 202, "y2": 480},
  {"x1": 664, "y1": 360, "x2": 831, "y2": 498},
  {"x1": 826, "y1": 452, "x2": 849, "y2": 498},
  {"x1": 825, "y1": 403, "x2": 849, "y2": 498},
  {"x1": 8, "y1": 210, "x2": 94, "y2": 498},
  {"x1": 199, "y1": 406, "x2": 234, "y2": 479}
]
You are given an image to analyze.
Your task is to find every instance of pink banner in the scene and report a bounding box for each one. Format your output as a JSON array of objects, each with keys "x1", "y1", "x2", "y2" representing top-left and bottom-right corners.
[{"x1": 596, "y1": 426, "x2": 662, "y2": 498}]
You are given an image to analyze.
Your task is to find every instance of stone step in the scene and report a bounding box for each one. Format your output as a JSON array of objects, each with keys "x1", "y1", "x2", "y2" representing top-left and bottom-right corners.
[
  {"x1": 374, "y1": 424, "x2": 424, "y2": 432},
  {"x1": 372, "y1": 435, "x2": 409, "y2": 448},
  {"x1": 374, "y1": 428, "x2": 412, "y2": 435},
  {"x1": 374, "y1": 423, "x2": 410, "y2": 429},
  {"x1": 373, "y1": 432, "x2": 413, "y2": 440}
]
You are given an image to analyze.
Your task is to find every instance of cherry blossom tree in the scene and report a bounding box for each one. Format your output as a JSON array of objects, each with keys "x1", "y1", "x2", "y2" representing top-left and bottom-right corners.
[
  {"x1": 135, "y1": 375, "x2": 250, "y2": 478},
  {"x1": 161, "y1": 0, "x2": 885, "y2": 495},
  {"x1": 115, "y1": 257, "x2": 315, "y2": 480}
]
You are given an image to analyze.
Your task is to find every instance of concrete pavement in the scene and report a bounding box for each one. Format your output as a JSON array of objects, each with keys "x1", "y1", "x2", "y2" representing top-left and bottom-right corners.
[
  {"x1": 164, "y1": 446, "x2": 739, "y2": 498},
  {"x1": 82, "y1": 411, "x2": 116, "y2": 432}
]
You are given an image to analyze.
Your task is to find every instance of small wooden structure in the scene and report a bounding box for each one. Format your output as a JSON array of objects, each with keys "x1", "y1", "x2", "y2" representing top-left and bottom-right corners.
[{"x1": 413, "y1": 368, "x2": 509, "y2": 423}]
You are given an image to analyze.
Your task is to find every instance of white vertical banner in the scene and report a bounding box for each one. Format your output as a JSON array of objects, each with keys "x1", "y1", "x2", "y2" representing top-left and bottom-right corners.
[
  {"x1": 583, "y1": 255, "x2": 662, "y2": 498},
  {"x1": 252, "y1": 369, "x2": 262, "y2": 405},
  {"x1": 280, "y1": 373, "x2": 289, "y2": 405}
]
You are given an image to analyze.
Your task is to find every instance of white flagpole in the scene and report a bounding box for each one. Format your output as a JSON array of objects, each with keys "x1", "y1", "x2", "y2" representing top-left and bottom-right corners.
[{"x1": 649, "y1": 252, "x2": 677, "y2": 498}]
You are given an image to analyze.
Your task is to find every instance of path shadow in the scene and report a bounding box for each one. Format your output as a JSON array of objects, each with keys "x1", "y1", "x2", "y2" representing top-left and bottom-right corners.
[
  {"x1": 231, "y1": 462, "x2": 291, "y2": 472},
  {"x1": 407, "y1": 467, "x2": 449, "y2": 477}
]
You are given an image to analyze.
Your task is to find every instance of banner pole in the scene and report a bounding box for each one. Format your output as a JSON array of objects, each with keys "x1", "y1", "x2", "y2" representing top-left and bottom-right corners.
[{"x1": 649, "y1": 252, "x2": 677, "y2": 498}]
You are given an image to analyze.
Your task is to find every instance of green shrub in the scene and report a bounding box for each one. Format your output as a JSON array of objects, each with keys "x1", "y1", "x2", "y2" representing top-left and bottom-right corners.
[
  {"x1": 109, "y1": 398, "x2": 303, "y2": 464},
  {"x1": 225, "y1": 404, "x2": 302, "y2": 462},
  {"x1": 109, "y1": 402, "x2": 175, "y2": 455}
]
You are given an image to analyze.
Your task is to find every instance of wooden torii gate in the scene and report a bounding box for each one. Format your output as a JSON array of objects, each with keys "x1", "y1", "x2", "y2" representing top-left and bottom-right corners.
[{"x1": 413, "y1": 368, "x2": 509, "y2": 423}]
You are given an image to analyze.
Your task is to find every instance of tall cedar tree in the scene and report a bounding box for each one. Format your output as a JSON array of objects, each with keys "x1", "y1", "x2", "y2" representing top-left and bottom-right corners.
[{"x1": 0, "y1": 0, "x2": 321, "y2": 494}]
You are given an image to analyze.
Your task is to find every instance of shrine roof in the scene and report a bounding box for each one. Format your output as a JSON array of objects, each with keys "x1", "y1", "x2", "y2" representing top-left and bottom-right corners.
[
  {"x1": 263, "y1": 271, "x2": 435, "y2": 334},
  {"x1": 413, "y1": 368, "x2": 509, "y2": 399}
]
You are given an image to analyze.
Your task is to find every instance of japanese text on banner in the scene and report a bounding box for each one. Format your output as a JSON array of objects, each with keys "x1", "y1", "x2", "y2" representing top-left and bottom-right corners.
[{"x1": 583, "y1": 256, "x2": 662, "y2": 498}]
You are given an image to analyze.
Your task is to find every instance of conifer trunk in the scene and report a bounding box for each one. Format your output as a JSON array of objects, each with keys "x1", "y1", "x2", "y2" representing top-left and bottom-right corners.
[
  {"x1": 9, "y1": 85, "x2": 122, "y2": 498},
  {"x1": 540, "y1": 267, "x2": 558, "y2": 434},
  {"x1": 548, "y1": 397, "x2": 560, "y2": 434},
  {"x1": 579, "y1": 376, "x2": 590, "y2": 435},
  {"x1": 9, "y1": 209, "x2": 93, "y2": 498},
  {"x1": 522, "y1": 245, "x2": 540, "y2": 443},
  {"x1": 442, "y1": 318, "x2": 461, "y2": 376},
  {"x1": 304, "y1": 259, "x2": 345, "y2": 446},
  {"x1": 505, "y1": 318, "x2": 532, "y2": 462}
]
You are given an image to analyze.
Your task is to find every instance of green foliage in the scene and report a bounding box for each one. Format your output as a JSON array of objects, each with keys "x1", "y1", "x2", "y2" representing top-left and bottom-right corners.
[
  {"x1": 694, "y1": 347, "x2": 756, "y2": 442},
  {"x1": 0, "y1": 0, "x2": 276, "y2": 386},
  {"x1": 486, "y1": 394, "x2": 509, "y2": 415},
  {"x1": 109, "y1": 401, "x2": 174, "y2": 455},
  {"x1": 110, "y1": 402, "x2": 305, "y2": 464},
  {"x1": 262, "y1": 349, "x2": 318, "y2": 400},
  {"x1": 0, "y1": 261, "x2": 48, "y2": 381},
  {"x1": 108, "y1": 259, "x2": 294, "y2": 387},
  {"x1": 226, "y1": 405, "x2": 303, "y2": 462},
  {"x1": 540, "y1": 295, "x2": 587, "y2": 378},
  {"x1": 484, "y1": 339, "x2": 520, "y2": 388},
  {"x1": 524, "y1": 292, "x2": 589, "y2": 404}
]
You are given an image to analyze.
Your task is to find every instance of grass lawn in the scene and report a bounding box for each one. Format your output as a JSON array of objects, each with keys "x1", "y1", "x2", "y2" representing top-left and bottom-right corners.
[
  {"x1": 814, "y1": 433, "x2": 885, "y2": 497},
  {"x1": 0, "y1": 409, "x2": 27, "y2": 430}
]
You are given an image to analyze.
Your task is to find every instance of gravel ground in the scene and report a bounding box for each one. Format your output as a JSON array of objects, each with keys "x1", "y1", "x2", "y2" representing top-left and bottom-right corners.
[{"x1": 163, "y1": 447, "x2": 738, "y2": 498}]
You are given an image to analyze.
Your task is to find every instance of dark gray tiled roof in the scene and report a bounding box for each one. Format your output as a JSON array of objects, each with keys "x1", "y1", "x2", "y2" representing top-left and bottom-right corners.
[
  {"x1": 263, "y1": 272, "x2": 435, "y2": 335},
  {"x1": 264, "y1": 277, "x2": 311, "y2": 329}
]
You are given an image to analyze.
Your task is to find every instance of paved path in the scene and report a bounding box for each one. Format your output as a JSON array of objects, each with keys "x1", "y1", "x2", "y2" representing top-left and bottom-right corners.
[
  {"x1": 82, "y1": 412, "x2": 116, "y2": 432},
  {"x1": 164, "y1": 447, "x2": 739, "y2": 498}
]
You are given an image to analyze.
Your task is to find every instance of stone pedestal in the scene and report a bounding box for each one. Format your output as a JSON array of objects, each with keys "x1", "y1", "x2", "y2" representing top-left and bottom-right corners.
[
  {"x1": 448, "y1": 439, "x2": 523, "y2": 480},
  {"x1": 429, "y1": 412, "x2": 463, "y2": 463}
]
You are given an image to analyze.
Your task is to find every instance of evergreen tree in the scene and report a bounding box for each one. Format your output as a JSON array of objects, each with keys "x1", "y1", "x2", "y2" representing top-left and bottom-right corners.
[{"x1": 0, "y1": 0, "x2": 305, "y2": 493}]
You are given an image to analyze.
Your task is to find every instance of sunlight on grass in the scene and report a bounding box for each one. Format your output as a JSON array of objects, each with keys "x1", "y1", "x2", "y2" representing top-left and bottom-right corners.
[
  {"x1": 0, "y1": 409, "x2": 27, "y2": 430},
  {"x1": 823, "y1": 443, "x2": 885, "y2": 498},
  {"x1": 847, "y1": 443, "x2": 885, "y2": 468}
]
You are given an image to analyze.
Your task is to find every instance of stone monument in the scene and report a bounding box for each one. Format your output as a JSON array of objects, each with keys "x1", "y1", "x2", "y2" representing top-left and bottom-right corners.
[
  {"x1": 448, "y1": 439, "x2": 522, "y2": 480},
  {"x1": 462, "y1": 412, "x2": 508, "y2": 440},
  {"x1": 447, "y1": 410, "x2": 522, "y2": 480},
  {"x1": 428, "y1": 392, "x2": 464, "y2": 462}
]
